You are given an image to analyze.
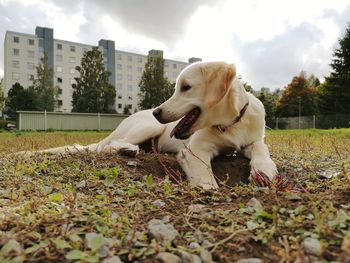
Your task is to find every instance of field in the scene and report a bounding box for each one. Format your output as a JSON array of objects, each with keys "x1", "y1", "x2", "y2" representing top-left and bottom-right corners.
[{"x1": 0, "y1": 129, "x2": 350, "y2": 262}]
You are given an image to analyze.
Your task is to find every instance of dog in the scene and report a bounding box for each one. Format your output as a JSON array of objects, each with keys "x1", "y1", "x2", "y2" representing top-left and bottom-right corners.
[{"x1": 23, "y1": 61, "x2": 277, "y2": 189}]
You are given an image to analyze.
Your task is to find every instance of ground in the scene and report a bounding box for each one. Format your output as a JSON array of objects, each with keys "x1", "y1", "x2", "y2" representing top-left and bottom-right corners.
[{"x1": 0, "y1": 129, "x2": 350, "y2": 262}]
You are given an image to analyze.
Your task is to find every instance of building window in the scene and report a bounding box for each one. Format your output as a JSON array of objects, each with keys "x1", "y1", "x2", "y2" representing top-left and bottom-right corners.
[
  {"x1": 57, "y1": 43, "x2": 62, "y2": 50},
  {"x1": 127, "y1": 65, "x2": 132, "y2": 72},
  {"x1": 58, "y1": 88, "x2": 63, "y2": 94},
  {"x1": 137, "y1": 67, "x2": 142, "y2": 73},
  {"x1": 118, "y1": 104, "x2": 122, "y2": 109},
  {"x1": 70, "y1": 46, "x2": 76, "y2": 52},
  {"x1": 57, "y1": 100, "x2": 63, "y2": 106},
  {"x1": 57, "y1": 77, "x2": 63, "y2": 83},
  {"x1": 12, "y1": 73, "x2": 20, "y2": 80},
  {"x1": 173, "y1": 64, "x2": 177, "y2": 69},
  {"x1": 128, "y1": 104, "x2": 132, "y2": 109},
  {"x1": 13, "y1": 36, "x2": 19, "y2": 43},
  {"x1": 117, "y1": 74, "x2": 123, "y2": 81},
  {"x1": 127, "y1": 75, "x2": 132, "y2": 81},
  {"x1": 70, "y1": 68, "x2": 75, "y2": 74},
  {"x1": 117, "y1": 54, "x2": 122, "y2": 60},
  {"x1": 117, "y1": 94, "x2": 122, "y2": 99},
  {"x1": 13, "y1": 48, "x2": 19, "y2": 56},
  {"x1": 128, "y1": 95, "x2": 132, "y2": 100},
  {"x1": 27, "y1": 50, "x2": 35, "y2": 59},
  {"x1": 165, "y1": 62, "x2": 168, "y2": 67},
  {"x1": 127, "y1": 85, "x2": 132, "y2": 91},
  {"x1": 28, "y1": 74, "x2": 34, "y2": 81},
  {"x1": 117, "y1": 64, "x2": 122, "y2": 70},
  {"x1": 27, "y1": 62, "x2": 35, "y2": 70},
  {"x1": 28, "y1": 39, "x2": 34, "y2": 45},
  {"x1": 69, "y1": 57, "x2": 76, "y2": 63},
  {"x1": 56, "y1": 54, "x2": 63, "y2": 62},
  {"x1": 138, "y1": 57, "x2": 142, "y2": 63},
  {"x1": 172, "y1": 72, "x2": 177, "y2": 78},
  {"x1": 127, "y1": 55, "x2": 132, "y2": 62},
  {"x1": 12, "y1": 60, "x2": 20, "y2": 68},
  {"x1": 117, "y1": 83, "x2": 122, "y2": 90},
  {"x1": 56, "y1": 66, "x2": 62, "y2": 72}
]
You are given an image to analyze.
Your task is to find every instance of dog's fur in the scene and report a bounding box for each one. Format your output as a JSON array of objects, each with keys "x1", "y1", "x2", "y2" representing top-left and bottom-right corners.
[{"x1": 24, "y1": 62, "x2": 277, "y2": 189}]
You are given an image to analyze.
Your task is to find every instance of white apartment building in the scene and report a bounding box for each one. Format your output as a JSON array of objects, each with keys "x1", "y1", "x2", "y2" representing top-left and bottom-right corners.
[{"x1": 4, "y1": 26, "x2": 202, "y2": 113}]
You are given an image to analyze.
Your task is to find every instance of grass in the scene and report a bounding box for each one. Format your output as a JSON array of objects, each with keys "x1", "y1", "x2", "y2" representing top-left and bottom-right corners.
[{"x1": 0, "y1": 129, "x2": 350, "y2": 262}]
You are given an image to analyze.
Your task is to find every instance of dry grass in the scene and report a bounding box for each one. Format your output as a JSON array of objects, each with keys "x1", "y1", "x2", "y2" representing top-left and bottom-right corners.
[{"x1": 0, "y1": 129, "x2": 350, "y2": 262}]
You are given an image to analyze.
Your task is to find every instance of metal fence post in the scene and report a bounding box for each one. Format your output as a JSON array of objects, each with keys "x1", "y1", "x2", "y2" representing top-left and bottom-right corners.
[
  {"x1": 19, "y1": 112, "x2": 22, "y2": 131},
  {"x1": 313, "y1": 115, "x2": 315, "y2": 129},
  {"x1": 275, "y1": 117, "x2": 279, "y2": 130},
  {"x1": 44, "y1": 110, "x2": 47, "y2": 131},
  {"x1": 98, "y1": 112, "x2": 101, "y2": 131}
]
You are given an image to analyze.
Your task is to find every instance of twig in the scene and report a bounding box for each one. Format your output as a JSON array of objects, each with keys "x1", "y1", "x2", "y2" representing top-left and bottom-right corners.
[{"x1": 206, "y1": 228, "x2": 249, "y2": 252}]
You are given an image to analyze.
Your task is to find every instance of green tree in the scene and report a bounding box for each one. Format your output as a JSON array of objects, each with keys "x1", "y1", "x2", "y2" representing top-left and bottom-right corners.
[
  {"x1": 123, "y1": 105, "x2": 131, "y2": 115},
  {"x1": 257, "y1": 90, "x2": 276, "y2": 122},
  {"x1": 4, "y1": 83, "x2": 40, "y2": 120},
  {"x1": 276, "y1": 73, "x2": 317, "y2": 117},
  {"x1": 72, "y1": 47, "x2": 116, "y2": 113},
  {"x1": 32, "y1": 53, "x2": 57, "y2": 111},
  {"x1": 318, "y1": 23, "x2": 350, "y2": 114},
  {"x1": 138, "y1": 55, "x2": 174, "y2": 109}
]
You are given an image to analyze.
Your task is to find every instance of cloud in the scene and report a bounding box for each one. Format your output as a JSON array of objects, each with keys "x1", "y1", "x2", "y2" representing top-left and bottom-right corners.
[{"x1": 231, "y1": 22, "x2": 329, "y2": 89}]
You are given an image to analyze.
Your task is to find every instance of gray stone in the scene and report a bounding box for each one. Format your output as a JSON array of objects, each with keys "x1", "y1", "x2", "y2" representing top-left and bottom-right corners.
[
  {"x1": 148, "y1": 219, "x2": 179, "y2": 243},
  {"x1": 76, "y1": 180, "x2": 86, "y2": 189},
  {"x1": 236, "y1": 258, "x2": 262, "y2": 263},
  {"x1": 194, "y1": 229, "x2": 204, "y2": 244},
  {"x1": 102, "y1": 256, "x2": 124, "y2": 263},
  {"x1": 152, "y1": 199, "x2": 165, "y2": 208},
  {"x1": 156, "y1": 252, "x2": 182, "y2": 263},
  {"x1": 200, "y1": 249, "x2": 214, "y2": 263},
  {"x1": 247, "y1": 198, "x2": 262, "y2": 210},
  {"x1": 127, "y1": 161, "x2": 138, "y2": 167},
  {"x1": 188, "y1": 204, "x2": 205, "y2": 213},
  {"x1": 189, "y1": 242, "x2": 200, "y2": 249},
  {"x1": 177, "y1": 250, "x2": 202, "y2": 263},
  {"x1": 161, "y1": 215, "x2": 171, "y2": 223},
  {"x1": 302, "y1": 237, "x2": 322, "y2": 256}
]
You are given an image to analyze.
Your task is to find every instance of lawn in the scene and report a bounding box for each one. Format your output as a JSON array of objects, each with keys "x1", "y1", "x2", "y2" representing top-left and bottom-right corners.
[{"x1": 0, "y1": 129, "x2": 349, "y2": 262}]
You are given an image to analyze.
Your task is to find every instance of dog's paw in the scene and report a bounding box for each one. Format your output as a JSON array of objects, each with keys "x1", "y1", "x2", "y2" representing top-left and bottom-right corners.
[{"x1": 250, "y1": 159, "x2": 278, "y2": 182}]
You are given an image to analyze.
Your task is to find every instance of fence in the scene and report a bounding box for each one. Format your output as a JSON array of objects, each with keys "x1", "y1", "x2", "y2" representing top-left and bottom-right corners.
[
  {"x1": 267, "y1": 113, "x2": 350, "y2": 129},
  {"x1": 16, "y1": 111, "x2": 128, "y2": 131}
]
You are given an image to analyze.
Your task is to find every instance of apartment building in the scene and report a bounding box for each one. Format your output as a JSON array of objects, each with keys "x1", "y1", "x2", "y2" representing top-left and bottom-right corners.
[{"x1": 4, "y1": 26, "x2": 202, "y2": 113}]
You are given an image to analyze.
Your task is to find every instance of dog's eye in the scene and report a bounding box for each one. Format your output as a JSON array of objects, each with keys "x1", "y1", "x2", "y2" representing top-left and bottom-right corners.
[{"x1": 181, "y1": 84, "x2": 191, "y2": 92}]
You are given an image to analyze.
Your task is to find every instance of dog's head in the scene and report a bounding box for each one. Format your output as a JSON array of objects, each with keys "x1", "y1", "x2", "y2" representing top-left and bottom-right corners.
[{"x1": 153, "y1": 61, "x2": 242, "y2": 140}]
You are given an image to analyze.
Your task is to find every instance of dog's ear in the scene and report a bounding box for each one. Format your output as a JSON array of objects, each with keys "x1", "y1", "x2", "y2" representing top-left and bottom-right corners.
[{"x1": 204, "y1": 63, "x2": 236, "y2": 108}]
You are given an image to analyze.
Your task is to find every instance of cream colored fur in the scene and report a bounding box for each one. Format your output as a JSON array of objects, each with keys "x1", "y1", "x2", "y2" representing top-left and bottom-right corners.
[{"x1": 20, "y1": 62, "x2": 277, "y2": 189}]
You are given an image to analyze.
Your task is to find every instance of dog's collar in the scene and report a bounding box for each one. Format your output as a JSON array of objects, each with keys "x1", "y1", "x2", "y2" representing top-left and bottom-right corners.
[{"x1": 215, "y1": 102, "x2": 249, "y2": 133}]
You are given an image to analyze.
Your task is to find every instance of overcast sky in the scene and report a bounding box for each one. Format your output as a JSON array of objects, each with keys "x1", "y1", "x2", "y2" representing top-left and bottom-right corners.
[{"x1": 1, "y1": 0, "x2": 350, "y2": 90}]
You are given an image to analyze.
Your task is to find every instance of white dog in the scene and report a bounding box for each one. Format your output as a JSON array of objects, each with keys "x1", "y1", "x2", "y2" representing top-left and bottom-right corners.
[{"x1": 26, "y1": 61, "x2": 277, "y2": 189}]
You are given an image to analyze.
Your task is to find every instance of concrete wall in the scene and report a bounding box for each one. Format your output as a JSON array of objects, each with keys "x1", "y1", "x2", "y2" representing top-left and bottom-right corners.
[{"x1": 17, "y1": 111, "x2": 127, "y2": 131}]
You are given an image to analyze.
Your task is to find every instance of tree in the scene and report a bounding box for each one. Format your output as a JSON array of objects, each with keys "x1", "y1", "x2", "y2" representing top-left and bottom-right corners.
[
  {"x1": 0, "y1": 79, "x2": 5, "y2": 117},
  {"x1": 318, "y1": 23, "x2": 350, "y2": 114},
  {"x1": 276, "y1": 73, "x2": 317, "y2": 117},
  {"x1": 4, "y1": 83, "x2": 40, "y2": 120},
  {"x1": 138, "y1": 55, "x2": 174, "y2": 109},
  {"x1": 257, "y1": 91, "x2": 276, "y2": 122},
  {"x1": 72, "y1": 47, "x2": 116, "y2": 113},
  {"x1": 32, "y1": 53, "x2": 57, "y2": 111},
  {"x1": 123, "y1": 105, "x2": 131, "y2": 115}
]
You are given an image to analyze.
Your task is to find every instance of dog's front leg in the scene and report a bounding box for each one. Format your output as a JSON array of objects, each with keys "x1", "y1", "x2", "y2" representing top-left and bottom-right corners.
[
  {"x1": 177, "y1": 145, "x2": 219, "y2": 190},
  {"x1": 243, "y1": 140, "x2": 277, "y2": 181}
]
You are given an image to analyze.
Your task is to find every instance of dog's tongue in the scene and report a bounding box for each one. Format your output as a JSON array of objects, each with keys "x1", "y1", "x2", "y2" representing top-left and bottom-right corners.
[{"x1": 170, "y1": 107, "x2": 201, "y2": 139}]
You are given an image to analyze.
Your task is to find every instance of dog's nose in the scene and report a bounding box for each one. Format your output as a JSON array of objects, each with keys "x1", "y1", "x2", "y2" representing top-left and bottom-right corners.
[{"x1": 153, "y1": 108, "x2": 162, "y2": 121}]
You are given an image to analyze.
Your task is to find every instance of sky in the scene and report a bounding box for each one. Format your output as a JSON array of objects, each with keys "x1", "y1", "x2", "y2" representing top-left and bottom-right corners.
[{"x1": 0, "y1": 0, "x2": 350, "y2": 90}]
